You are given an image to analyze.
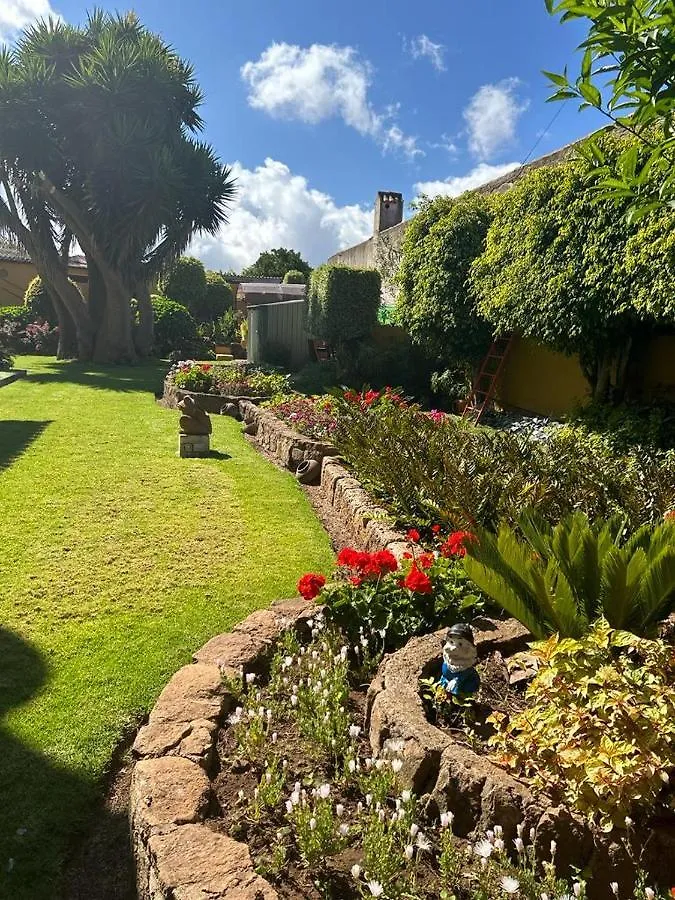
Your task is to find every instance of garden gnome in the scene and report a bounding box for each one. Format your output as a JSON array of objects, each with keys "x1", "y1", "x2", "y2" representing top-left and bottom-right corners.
[
  {"x1": 177, "y1": 395, "x2": 211, "y2": 457},
  {"x1": 439, "y1": 623, "x2": 480, "y2": 697}
]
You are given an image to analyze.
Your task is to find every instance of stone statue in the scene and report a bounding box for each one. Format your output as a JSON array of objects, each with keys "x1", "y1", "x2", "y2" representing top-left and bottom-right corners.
[
  {"x1": 178, "y1": 395, "x2": 211, "y2": 457},
  {"x1": 439, "y1": 623, "x2": 480, "y2": 698}
]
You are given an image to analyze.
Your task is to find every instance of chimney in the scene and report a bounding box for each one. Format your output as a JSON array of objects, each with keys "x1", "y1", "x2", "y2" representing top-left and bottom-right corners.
[{"x1": 374, "y1": 191, "x2": 403, "y2": 234}]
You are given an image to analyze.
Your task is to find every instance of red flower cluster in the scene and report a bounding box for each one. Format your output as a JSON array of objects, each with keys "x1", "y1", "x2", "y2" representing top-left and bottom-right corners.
[
  {"x1": 440, "y1": 531, "x2": 476, "y2": 558},
  {"x1": 343, "y1": 387, "x2": 406, "y2": 409},
  {"x1": 402, "y1": 563, "x2": 433, "y2": 594},
  {"x1": 297, "y1": 572, "x2": 326, "y2": 601},
  {"x1": 337, "y1": 548, "x2": 398, "y2": 582},
  {"x1": 201, "y1": 363, "x2": 212, "y2": 372}
]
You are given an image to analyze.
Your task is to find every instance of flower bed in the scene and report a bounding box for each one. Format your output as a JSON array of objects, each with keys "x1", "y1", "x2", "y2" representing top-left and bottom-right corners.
[
  {"x1": 131, "y1": 601, "x2": 672, "y2": 900},
  {"x1": 163, "y1": 360, "x2": 290, "y2": 411},
  {"x1": 263, "y1": 394, "x2": 337, "y2": 442}
]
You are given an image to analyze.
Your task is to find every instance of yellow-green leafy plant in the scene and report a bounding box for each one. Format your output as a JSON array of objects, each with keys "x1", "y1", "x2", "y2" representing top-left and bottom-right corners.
[
  {"x1": 463, "y1": 511, "x2": 675, "y2": 638},
  {"x1": 489, "y1": 620, "x2": 675, "y2": 830}
]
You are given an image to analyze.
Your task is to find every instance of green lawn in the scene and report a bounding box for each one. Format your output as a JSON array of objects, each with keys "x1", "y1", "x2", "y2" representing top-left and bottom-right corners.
[{"x1": 0, "y1": 356, "x2": 333, "y2": 899}]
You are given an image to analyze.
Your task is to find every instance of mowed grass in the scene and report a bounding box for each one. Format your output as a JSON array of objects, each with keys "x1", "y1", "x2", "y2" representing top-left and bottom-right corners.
[{"x1": 0, "y1": 356, "x2": 333, "y2": 899}]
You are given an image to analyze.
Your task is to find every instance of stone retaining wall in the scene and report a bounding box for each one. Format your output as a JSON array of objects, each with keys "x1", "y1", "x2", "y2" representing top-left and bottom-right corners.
[
  {"x1": 239, "y1": 400, "x2": 338, "y2": 470},
  {"x1": 162, "y1": 380, "x2": 270, "y2": 414},
  {"x1": 130, "y1": 598, "x2": 315, "y2": 900}
]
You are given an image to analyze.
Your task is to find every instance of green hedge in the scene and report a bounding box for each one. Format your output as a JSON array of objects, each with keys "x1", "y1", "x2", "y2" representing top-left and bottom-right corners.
[
  {"x1": 307, "y1": 264, "x2": 381, "y2": 343},
  {"x1": 151, "y1": 295, "x2": 198, "y2": 356}
]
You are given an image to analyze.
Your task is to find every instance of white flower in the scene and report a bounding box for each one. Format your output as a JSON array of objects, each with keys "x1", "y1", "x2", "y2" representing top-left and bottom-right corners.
[
  {"x1": 573, "y1": 884, "x2": 582, "y2": 898},
  {"x1": 265, "y1": 772, "x2": 272, "y2": 784},
  {"x1": 474, "y1": 839, "x2": 493, "y2": 859},
  {"x1": 348, "y1": 759, "x2": 357, "y2": 773},
  {"x1": 440, "y1": 812, "x2": 454, "y2": 828},
  {"x1": 237, "y1": 789, "x2": 244, "y2": 800},
  {"x1": 487, "y1": 830, "x2": 495, "y2": 842},
  {"x1": 319, "y1": 783, "x2": 331, "y2": 799},
  {"x1": 416, "y1": 832, "x2": 432, "y2": 852},
  {"x1": 349, "y1": 725, "x2": 361, "y2": 738},
  {"x1": 367, "y1": 881, "x2": 384, "y2": 897},
  {"x1": 245, "y1": 673, "x2": 256, "y2": 684},
  {"x1": 285, "y1": 800, "x2": 293, "y2": 814},
  {"x1": 550, "y1": 840, "x2": 557, "y2": 858},
  {"x1": 494, "y1": 838, "x2": 505, "y2": 852},
  {"x1": 365, "y1": 794, "x2": 373, "y2": 807},
  {"x1": 290, "y1": 694, "x2": 298, "y2": 707},
  {"x1": 610, "y1": 884, "x2": 619, "y2": 897},
  {"x1": 307, "y1": 619, "x2": 314, "y2": 628},
  {"x1": 404, "y1": 844, "x2": 414, "y2": 860},
  {"x1": 351, "y1": 864, "x2": 361, "y2": 879},
  {"x1": 660, "y1": 771, "x2": 669, "y2": 783},
  {"x1": 391, "y1": 758, "x2": 403, "y2": 773},
  {"x1": 284, "y1": 656, "x2": 293, "y2": 667},
  {"x1": 357, "y1": 801, "x2": 363, "y2": 814},
  {"x1": 493, "y1": 824, "x2": 503, "y2": 837},
  {"x1": 409, "y1": 823, "x2": 419, "y2": 838},
  {"x1": 401, "y1": 790, "x2": 412, "y2": 803},
  {"x1": 339, "y1": 824, "x2": 349, "y2": 837},
  {"x1": 514, "y1": 837, "x2": 525, "y2": 853},
  {"x1": 378, "y1": 809, "x2": 386, "y2": 823},
  {"x1": 516, "y1": 823, "x2": 524, "y2": 837},
  {"x1": 271, "y1": 732, "x2": 278, "y2": 744},
  {"x1": 501, "y1": 876, "x2": 520, "y2": 894},
  {"x1": 645, "y1": 889, "x2": 655, "y2": 900},
  {"x1": 529, "y1": 827, "x2": 535, "y2": 842},
  {"x1": 540, "y1": 894, "x2": 549, "y2": 900},
  {"x1": 290, "y1": 790, "x2": 300, "y2": 805},
  {"x1": 336, "y1": 803, "x2": 345, "y2": 817},
  {"x1": 309, "y1": 817, "x2": 317, "y2": 831},
  {"x1": 624, "y1": 816, "x2": 633, "y2": 828},
  {"x1": 375, "y1": 759, "x2": 385, "y2": 771}
]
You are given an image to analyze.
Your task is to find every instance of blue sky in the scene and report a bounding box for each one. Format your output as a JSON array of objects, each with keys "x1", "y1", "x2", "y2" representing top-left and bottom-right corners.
[{"x1": 3, "y1": 0, "x2": 605, "y2": 271}]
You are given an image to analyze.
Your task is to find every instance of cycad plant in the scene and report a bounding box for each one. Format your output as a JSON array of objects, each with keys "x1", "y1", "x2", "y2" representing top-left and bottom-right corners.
[{"x1": 463, "y1": 511, "x2": 675, "y2": 638}]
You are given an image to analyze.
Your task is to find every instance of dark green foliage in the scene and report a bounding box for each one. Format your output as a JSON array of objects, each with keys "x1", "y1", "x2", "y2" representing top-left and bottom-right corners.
[
  {"x1": 396, "y1": 193, "x2": 494, "y2": 370},
  {"x1": 570, "y1": 401, "x2": 675, "y2": 453},
  {"x1": 464, "y1": 511, "x2": 675, "y2": 639},
  {"x1": 307, "y1": 265, "x2": 381, "y2": 344},
  {"x1": 160, "y1": 257, "x2": 207, "y2": 318},
  {"x1": 242, "y1": 248, "x2": 311, "y2": 279},
  {"x1": 0, "y1": 306, "x2": 30, "y2": 326},
  {"x1": 202, "y1": 272, "x2": 233, "y2": 322},
  {"x1": 151, "y1": 295, "x2": 198, "y2": 356},
  {"x1": 332, "y1": 398, "x2": 675, "y2": 531},
  {"x1": 282, "y1": 269, "x2": 307, "y2": 285},
  {"x1": 214, "y1": 309, "x2": 238, "y2": 344},
  {"x1": 290, "y1": 360, "x2": 342, "y2": 395},
  {"x1": 23, "y1": 276, "x2": 54, "y2": 322},
  {"x1": 260, "y1": 340, "x2": 292, "y2": 369}
]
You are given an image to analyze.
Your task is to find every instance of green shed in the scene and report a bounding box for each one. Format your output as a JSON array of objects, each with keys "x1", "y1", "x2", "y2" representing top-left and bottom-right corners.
[{"x1": 247, "y1": 298, "x2": 310, "y2": 370}]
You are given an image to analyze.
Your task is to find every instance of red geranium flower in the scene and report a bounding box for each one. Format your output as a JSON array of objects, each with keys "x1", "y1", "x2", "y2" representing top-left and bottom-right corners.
[
  {"x1": 337, "y1": 547, "x2": 360, "y2": 568},
  {"x1": 440, "y1": 531, "x2": 477, "y2": 558},
  {"x1": 363, "y1": 390, "x2": 379, "y2": 406},
  {"x1": 297, "y1": 572, "x2": 326, "y2": 601},
  {"x1": 373, "y1": 550, "x2": 398, "y2": 573},
  {"x1": 201, "y1": 363, "x2": 212, "y2": 372},
  {"x1": 431, "y1": 524, "x2": 441, "y2": 534},
  {"x1": 403, "y1": 563, "x2": 433, "y2": 594},
  {"x1": 406, "y1": 528, "x2": 420, "y2": 543},
  {"x1": 418, "y1": 552, "x2": 435, "y2": 570}
]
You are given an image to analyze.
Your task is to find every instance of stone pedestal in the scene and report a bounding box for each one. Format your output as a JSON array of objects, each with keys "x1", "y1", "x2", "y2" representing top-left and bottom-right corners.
[{"x1": 179, "y1": 434, "x2": 210, "y2": 458}]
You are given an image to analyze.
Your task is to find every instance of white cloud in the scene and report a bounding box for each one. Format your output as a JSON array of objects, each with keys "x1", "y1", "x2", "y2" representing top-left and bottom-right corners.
[
  {"x1": 463, "y1": 78, "x2": 528, "y2": 160},
  {"x1": 241, "y1": 42, "x2": 422, "y2": 159},
  {"x1": 188, "y1": 158, "x2": 372, "y2": 272},
  {"x1": 0, "y1": 0, "x2": 58, "y2": 43},
  {"x1": 406, "y1": 34, "x2": 446, "y2": 72},
  {"x1": 414, "y1": 161, "x2": 521, "y2": 199},
  {"x1": 429, "y1": 133, "x2": 459, "y2": 157}
]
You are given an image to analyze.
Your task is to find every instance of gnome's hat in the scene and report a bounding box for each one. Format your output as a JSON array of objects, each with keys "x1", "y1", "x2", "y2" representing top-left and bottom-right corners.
[{"x1": 447, "y1": 623, "x2": 474, "y2": 645}]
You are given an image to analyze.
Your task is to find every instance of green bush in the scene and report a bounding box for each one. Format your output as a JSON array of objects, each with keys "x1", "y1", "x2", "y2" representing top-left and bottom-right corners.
[
  {"x1": 331, "y1": 395, "x2": 675, "y2": 531},
  {"x1": 0, "y1": 305, "x2": 30, "y2": 327},
  {"x1": 570, "y1": 401, "x2": 675, "y2": 453},
  {"x1": 202, "y1": 272, "x2": 233, "y2": 322},
  {"x1": 23, "y1": 276, "x2": 55, "y2": 322},
  {"x1": 160, "y1": 257, "x2": 207, "y2": 318},
  {"x1": 464, "y1": 511, "x2": 675, "y2": 639},
  {"x1": 307, "y1": 265, "x2": 381, "y2": 344},
  {"x1": 282, "y1": 269, "x2": 306, "y2": 284},
  {"x1": 151, "y1": 295, "x2": 198, "y2": 356},
  {"x1": 490, "y1": 621, "x2": 675, "y2": 830}
]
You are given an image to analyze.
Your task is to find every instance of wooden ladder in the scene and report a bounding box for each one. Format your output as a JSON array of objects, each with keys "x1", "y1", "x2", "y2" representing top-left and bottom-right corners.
[{"x1": 462, "y1": 334, "x2": 514, "y2": 424}]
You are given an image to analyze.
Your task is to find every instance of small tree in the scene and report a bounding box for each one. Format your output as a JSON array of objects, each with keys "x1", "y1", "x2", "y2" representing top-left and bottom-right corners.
[
  {"x1": 308, "y1": 265, "x2": 381, "y2": 346},
  {"x1": 282, "y1": 269, "x2": 307, "y2": 285},
  {"x1": 202, "y1": 272, "x2": 233, "y2": 322},
  {"x1": 160, "y1": 257, "x2": 207, "y2": 318},
  {"x1": 395, "y1": 193, "x2": 494, "y2": 372},
  {"x1": 24, "y1": 276, "x2": 55, "y2": 322},
  {"x1": 242, "y1": 248, "x2": 311, "y2": 279}
]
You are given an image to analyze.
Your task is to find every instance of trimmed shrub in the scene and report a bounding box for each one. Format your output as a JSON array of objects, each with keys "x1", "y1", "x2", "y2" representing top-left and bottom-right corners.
[
  {"x1": 282, "y1": 269, "x2": 307, "y2": 285},
  {"x1": 23, "y1": 276, "x2": 55, "y2": 322},
  {"x1": 151, "y1": 295, "x2": 198, "y2": 356},
  {"x1": 203, "y1": 271, "x2": 233, "y2": 322},
  {"x1": 0, "y1": 305, "x2": 30, "y2": 327},
  {"x1": 160, "y1": 256, "x2": 207, "y2": 318},
  {"x1": 307, "y1": 265, "x2": 381, "y2": 344}
]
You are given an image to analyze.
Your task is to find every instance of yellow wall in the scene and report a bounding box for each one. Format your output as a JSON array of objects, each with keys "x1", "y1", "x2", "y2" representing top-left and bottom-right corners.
[
  {"x1": 0, "y1": 260, "x2": 89, "y2": 307},
  {"x1": 498, "y1": 336, "x2": 591, "y2": 417}
]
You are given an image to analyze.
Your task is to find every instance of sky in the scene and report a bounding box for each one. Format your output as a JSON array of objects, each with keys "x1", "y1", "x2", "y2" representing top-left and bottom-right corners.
[{"x1": 1, "y1": 0, "x2": 605, "y2": 272}]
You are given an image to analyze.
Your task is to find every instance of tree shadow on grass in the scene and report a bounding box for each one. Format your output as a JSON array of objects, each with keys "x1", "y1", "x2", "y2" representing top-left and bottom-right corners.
[
  {"x1": 23, "y1": 359, "x2": 168, "y2": 395},
  {"x1": 0, "y1": 629, "x2": 135, "y2": 900},
  {"x1": 0, "y1": 420, "x2": 52, "y2": 473}
]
